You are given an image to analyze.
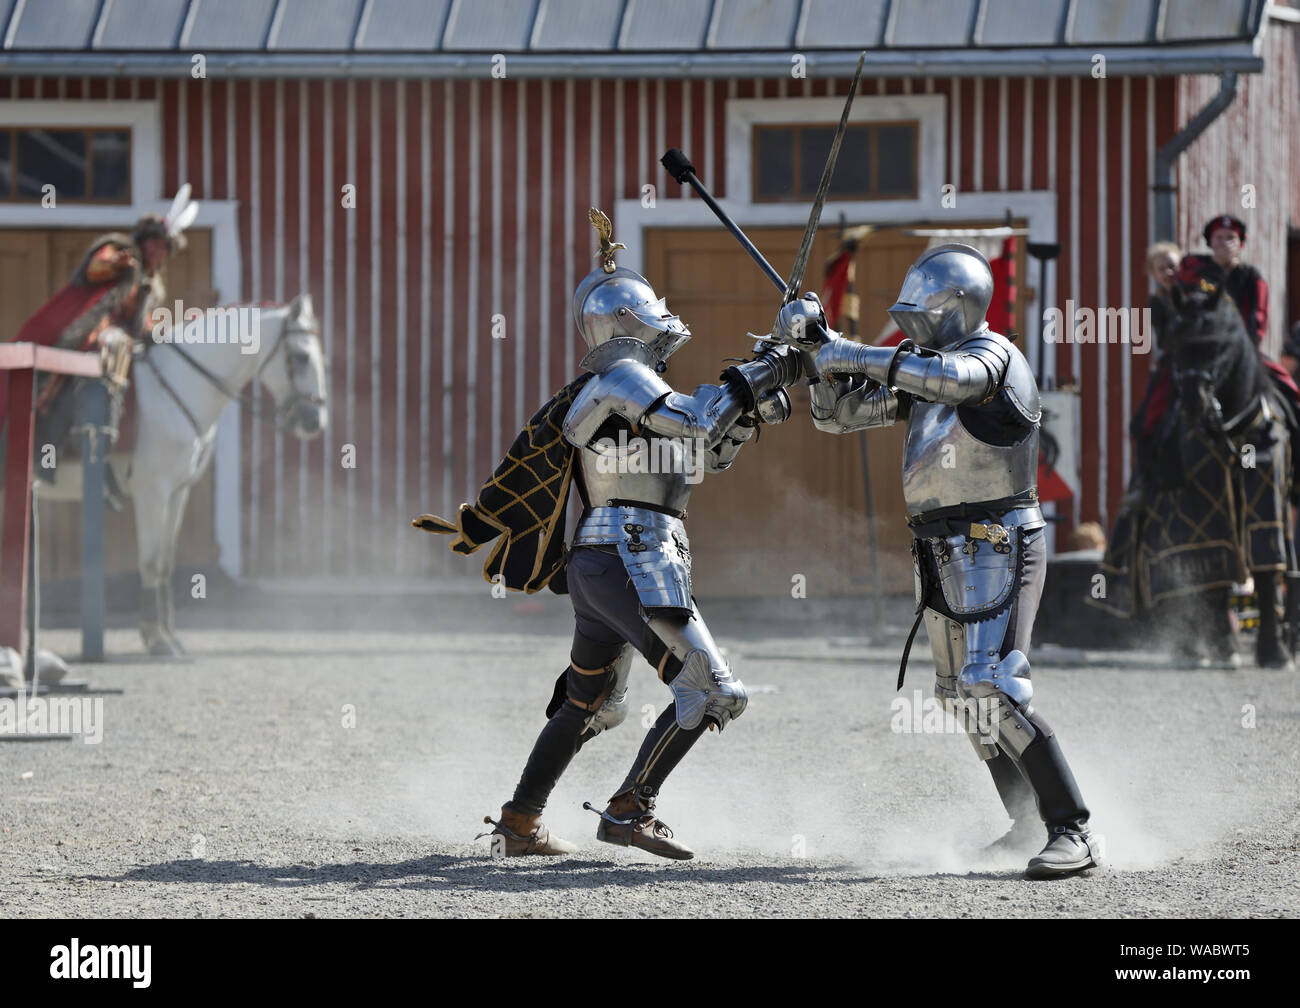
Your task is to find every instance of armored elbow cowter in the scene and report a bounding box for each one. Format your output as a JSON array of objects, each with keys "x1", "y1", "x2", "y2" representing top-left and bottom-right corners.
[{"x1": 641, "y1": 383, "x2": 749, "y2": 449}]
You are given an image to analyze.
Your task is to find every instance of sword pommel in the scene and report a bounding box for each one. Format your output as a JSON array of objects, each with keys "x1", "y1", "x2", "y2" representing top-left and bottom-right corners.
[{"x1": 661, "y1": 148, "x2": 696, "y2": 184}]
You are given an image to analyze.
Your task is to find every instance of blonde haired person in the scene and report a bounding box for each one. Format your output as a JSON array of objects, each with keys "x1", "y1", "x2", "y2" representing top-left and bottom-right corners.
[{"x1": 1146, "y1": 240, "x2": 1181, "y2": 353}]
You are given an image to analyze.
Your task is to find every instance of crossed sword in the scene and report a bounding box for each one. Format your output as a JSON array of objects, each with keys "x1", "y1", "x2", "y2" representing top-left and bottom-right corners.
[
  {"x1": 660, "y1": 51, "x2": 888, "y2": 628},
  {"x1": 661, "y1": 50, "x2": 867, "y2": 374}
]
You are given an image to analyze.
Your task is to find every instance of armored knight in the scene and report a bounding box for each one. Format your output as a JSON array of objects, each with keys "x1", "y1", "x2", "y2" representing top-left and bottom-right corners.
[
  {"x1": 777, "y1": 243, "x2": 1099, "y2": 879},
  {"x1": 417, "y1": 210, "x2": 800, "y2": 859}
]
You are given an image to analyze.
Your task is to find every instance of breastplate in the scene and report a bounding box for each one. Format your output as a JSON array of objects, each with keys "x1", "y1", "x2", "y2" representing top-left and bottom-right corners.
[
  {"x1": 576, "y1": 432, "x2": 696, "y2": 515},
  {"x1": 902, "y1": 400, "x2": 1039, "y2": 515}
]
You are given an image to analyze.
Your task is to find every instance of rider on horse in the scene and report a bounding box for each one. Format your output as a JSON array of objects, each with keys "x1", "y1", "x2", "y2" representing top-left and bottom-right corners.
[{"x1": 2, "y1": 186, "x2": 197, "y2": 495}]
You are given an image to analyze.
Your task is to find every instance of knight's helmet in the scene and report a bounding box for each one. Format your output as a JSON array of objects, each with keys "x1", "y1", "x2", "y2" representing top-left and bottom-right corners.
[
  {"x1": 888, "y1": 243, "x2": 994, "y2": 348},
  {"x1": 572, "y1": 208, "x2": 690, "y2": 361}
]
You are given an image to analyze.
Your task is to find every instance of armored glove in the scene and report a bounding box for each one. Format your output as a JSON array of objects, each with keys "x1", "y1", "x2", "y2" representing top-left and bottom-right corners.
[
  {"x1": 722, "y1": 344, "x2": 802, "y2": 411},
  {"x1": 774, "y1": 293, "x2": 831, "y2": 350}
]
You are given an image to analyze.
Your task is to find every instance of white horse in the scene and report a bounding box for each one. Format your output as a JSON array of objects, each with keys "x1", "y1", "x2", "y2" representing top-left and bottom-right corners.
[{"x1": 36, "y1": 295, "x2": 328, "y2": 656}]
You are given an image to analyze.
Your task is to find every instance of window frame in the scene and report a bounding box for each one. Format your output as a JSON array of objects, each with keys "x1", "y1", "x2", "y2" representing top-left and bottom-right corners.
[
  {"x1": 751, "y1": 119, "x2": 921, "y2": 204},
  {"x1": 725, "y1": 94, "x2": 946, "y2": 213},
  {"x1": 1, "y1": 124, "x2": 133, "y2": 204}
]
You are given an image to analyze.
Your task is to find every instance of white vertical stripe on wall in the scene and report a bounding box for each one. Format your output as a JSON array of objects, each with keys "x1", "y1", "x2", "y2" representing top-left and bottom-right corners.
[
  {"x1": 777, "y1": 76, "x2": 788, "y2": 99},
  {"x1": 614, "y1": 78, "x2": 625, "y2": 204},
  {"x1": 249, "y1": 80, "x2": 263, "y2": 568},
  {"x1": 951, "y1": 78, "x2": 961, "y2": 193},
  {"x1": 1146, "y1": 77, "x2": 1155, "y2": 248},
  {"x1": 704, "y1": 79, "x2": 715, "y2": 196},
  {"x1": 1047, "y1": 78, "x2": 1057, "y2": 191},
  {"x1": 225, "y1": 79, "x2": 235, "y2": 204},
  {"x1": 682, "y1": 79, "x2": 693, "y2": 196},
  {"x1": 1069, "y1": 76, "x2": 1081, "y2": 527},
  {"x1": 347, "y1": 80, "x2": 360, "y2": 565},
  {"x1": 655, "y1": 78, "x2": 665, "y2": 180},
  {"x1": 1120, "y1": 75, "x2": 1132, "y2": 484},
  {"x1": 515, "y1": 80, "x2": 527, "y2": 433},
  {"x1": 297, "y1": 79, "x2": 310, "y2": 568},
  {"x1": 418, "y1": 78, "x2": 431, "y2": 516},
  {"x1": 997, "y1": 77, "x2": 1007, "y2": 191},
  {"x1": 972, "y1": 78, "x2": 983, "y2": 192},
  {"x1": 369, "y1": 83, "x2": 382, "y2": 554},
  {"x1": 273, "y1": 78, "x2": 286, "y2": 575},
  {"x1": 395, "y1": 79, "x2": 409, "y2": 569},
  {"x1": 637, "y1": 80, "x2": 648, "y2": 203},
  {"x1": 1046, "y1": 76, "x2": 1056, "y2": 391},
  {"x1": 440, "y1": 81, "x2": 454, "y2": 520},
  {"x1": 540, "y1": 79, "x2": 552, "y2": 405},
  {"x1": 467, "y1": 80, "x2": 481, "y2": 499},
  {"x1": 590, "y1": 81, "x2": 601, "y2": 253},
  {"x1": 1096, "y1": 75, "x2": 1107, "y2": 533},
  {"x1": 902, "y1": 77, "x2": 912, "y2": 95},
  {"x1": 177, "y1": 76, "x2": 187, "y2": 192},
  {"x1": 323, "y1": 80, "x2": 336, "y2": 567},
  {"x1": 490, "y1": 79, "x2": 503, "y2": 467},
  {"x1": 1022, "y1": 76, "x2": 1032, "y2": 190},
  {"x1": 202, "y1": 79, "x2": 212, "y2": 198},
  {"x1": 563, "y1": 79, "x2": 575, "y2": 379}
]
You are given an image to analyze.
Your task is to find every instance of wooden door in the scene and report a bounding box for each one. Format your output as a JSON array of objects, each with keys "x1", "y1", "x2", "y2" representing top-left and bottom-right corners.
[
  {"x1": 645, "y1": 225, "x2": 930, "y2": 597},
  {"x1": 0, "y1": 227, "x2": 217, "y2": 580}
]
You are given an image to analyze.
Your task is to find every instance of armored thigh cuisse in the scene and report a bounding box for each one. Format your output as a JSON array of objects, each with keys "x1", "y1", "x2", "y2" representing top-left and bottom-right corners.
[
  {"x1": 571, "y1": 514, "x2": 747, "y2": 732},
  {"x1": 916, "y1": 520, "x2": 1043, "y2": 760}
]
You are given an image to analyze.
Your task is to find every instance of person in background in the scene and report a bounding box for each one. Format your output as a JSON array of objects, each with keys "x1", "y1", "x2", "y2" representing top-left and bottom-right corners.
[{"x1": 1185, "y1": 215, "x2": 1268, "y2": 345}]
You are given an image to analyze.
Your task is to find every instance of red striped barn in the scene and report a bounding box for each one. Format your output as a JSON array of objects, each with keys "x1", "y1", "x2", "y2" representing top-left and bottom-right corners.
[{"x1": 1, "y1": 0, "x2": 1297, "y2": 595}]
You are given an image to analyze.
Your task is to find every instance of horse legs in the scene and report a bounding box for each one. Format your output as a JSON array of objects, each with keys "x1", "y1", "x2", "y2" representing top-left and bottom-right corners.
[
  {"x1": 1254, "y1": 570, "x2": 1291, "y2": 668},
  {"x1": 134, "y1": 471, "x2": 186, "y2": 658},
  {"x1": 156, "y1": 479, "x2": 195, "y2": 655}
]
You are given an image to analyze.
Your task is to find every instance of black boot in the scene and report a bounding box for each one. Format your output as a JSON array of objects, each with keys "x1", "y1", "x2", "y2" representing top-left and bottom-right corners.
[
  {"x1": 982, "y1": 751, "x2": 1042, "y2": 855},
  {"x1": 1018, "y1": 732, "x2": 1100, "y2": 880}
]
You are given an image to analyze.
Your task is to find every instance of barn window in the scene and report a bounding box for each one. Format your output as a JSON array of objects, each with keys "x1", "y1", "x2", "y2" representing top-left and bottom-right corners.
[
  {"x1": 752, "y1": 121, "x2": 918, "y2": 202},
  {"x1": 0, "y1": 127, "x2": 131, "y2": 203}
]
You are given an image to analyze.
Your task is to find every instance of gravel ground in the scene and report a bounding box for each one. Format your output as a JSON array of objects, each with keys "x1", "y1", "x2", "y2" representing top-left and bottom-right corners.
[{"x1": 3, "y1": 590, "x2": 1297, "y2": 919}]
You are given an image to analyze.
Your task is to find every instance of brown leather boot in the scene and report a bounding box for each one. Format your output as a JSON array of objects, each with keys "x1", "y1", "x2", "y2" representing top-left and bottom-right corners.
[
  {"x1": 480, "y1": 805, "x2": 578, "y2": 857},
  {"x1": 588, "y1": 788, "x2": 695, "y2": 860}
]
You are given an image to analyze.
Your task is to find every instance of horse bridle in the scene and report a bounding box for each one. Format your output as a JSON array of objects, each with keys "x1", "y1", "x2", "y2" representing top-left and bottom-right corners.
[{"x1": 144, "y1": 311, "x2": 325, "y2": 436}]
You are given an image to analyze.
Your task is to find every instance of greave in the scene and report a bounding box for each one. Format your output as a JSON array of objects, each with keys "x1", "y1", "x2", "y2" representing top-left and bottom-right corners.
[{"x1": 1017, "y1": 733, "x2": 1090, "y2": 832}]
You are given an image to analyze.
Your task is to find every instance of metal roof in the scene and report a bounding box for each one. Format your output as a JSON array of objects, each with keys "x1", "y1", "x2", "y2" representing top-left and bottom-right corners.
[{"x1": 0, "y1": 0, "x2": 1270, "y2": 77}]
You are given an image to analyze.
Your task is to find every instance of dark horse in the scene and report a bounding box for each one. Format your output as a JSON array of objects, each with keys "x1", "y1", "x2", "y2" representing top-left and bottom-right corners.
[{"x1": 1094, "y1": 279, "x2": 1296, "y2": 667}]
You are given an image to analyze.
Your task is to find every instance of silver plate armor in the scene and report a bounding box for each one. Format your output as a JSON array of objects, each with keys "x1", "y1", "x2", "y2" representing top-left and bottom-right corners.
[
  {"x1": 810, "y1": 375, "x2": 898, "y2": 435},
  {"x1": 645, "y1": 605, "x2": 747, "y2": 731},
  {"x1": 813, "y1": 243, "x2": 1046, "y2": 763},
  {"x1": 901, "y1": 337, "x2": 1041, "y2": 516},
  {"x1": 583, "y1": 645, "x2": 634, "y2": 736},
  {"x1": 903, "y1": 402, "x2": 1040, "y2": 516},
  {"x1": 573, "y1": 265, "x2": 691, "y2": 361},
  {"x1": 925, "y1": 608, "x2": 1038, "y2": 760},
  {"x1": 564, "y1": 319, "x2": 759, "y2": 618},
  {"x1": 572, "y1": 506, "x2": 693, "y2": 613}
]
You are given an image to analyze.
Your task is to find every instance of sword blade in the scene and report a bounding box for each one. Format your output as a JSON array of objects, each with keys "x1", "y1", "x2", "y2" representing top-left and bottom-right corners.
[{"x1": 783, "y1": 50, "x2": 867, "y2": 306}]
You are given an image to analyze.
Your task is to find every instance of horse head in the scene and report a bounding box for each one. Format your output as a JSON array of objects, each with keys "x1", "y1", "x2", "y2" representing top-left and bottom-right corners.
[
  {"x1": 257, "y1": 294, "x2": 329, "y2": 438},
  {"x1": 1166, "y1": 277, "x2": 1264, "y2": 432}
]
